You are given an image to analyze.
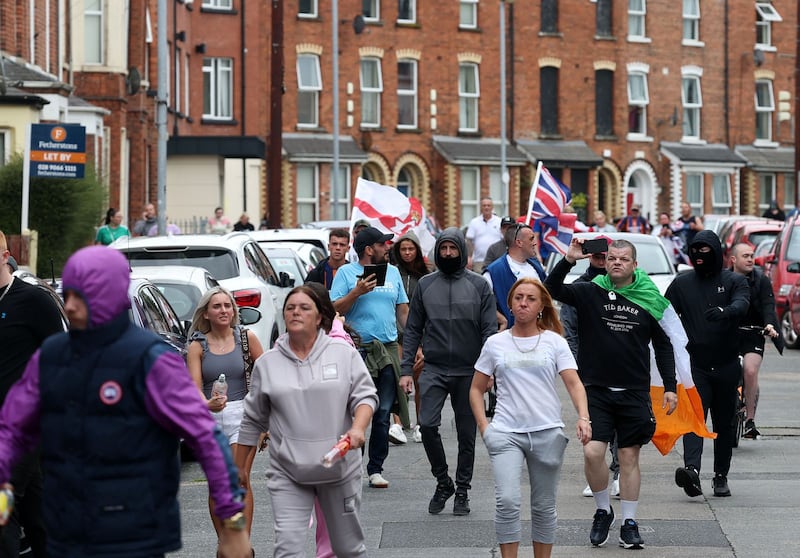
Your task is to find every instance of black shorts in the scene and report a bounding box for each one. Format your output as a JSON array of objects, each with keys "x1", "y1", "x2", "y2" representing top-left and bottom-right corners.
[
  {"x1": 738, "y1": 331, "x2": 765, "y2": 356},
  {"x1": 586, "y1": 385, "x2": 656, "y2": 448}
]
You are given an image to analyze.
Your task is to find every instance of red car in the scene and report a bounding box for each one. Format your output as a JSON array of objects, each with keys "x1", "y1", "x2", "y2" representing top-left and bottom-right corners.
[
  {"x1": 720, "y1": 218, "x2": 783, "y2": 261},
  {"x1": 763, "y1": 215, "x2": 800, "y2": 348}
]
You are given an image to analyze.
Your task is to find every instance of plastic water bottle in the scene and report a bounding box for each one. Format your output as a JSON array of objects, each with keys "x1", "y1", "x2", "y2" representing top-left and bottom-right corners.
[
  {"x1": 212, "y1": 374, "x2": 228, "y2": 398},
  {"x1": 0, "y1": 488, "x2": 13, "y2": 526},
  {"x1": 321, "y1": 436, "x2": 351, "y2": 468}
]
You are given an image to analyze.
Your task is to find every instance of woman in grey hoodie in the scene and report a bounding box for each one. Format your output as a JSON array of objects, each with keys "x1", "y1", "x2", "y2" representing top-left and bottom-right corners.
[{"x1": 236, "y1": 285, "x2": 378, "y2": 558}]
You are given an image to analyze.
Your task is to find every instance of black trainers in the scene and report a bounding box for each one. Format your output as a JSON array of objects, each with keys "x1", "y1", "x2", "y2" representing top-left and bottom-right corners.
[
  {"x1": 428, "y1": 478, "x2": 455, "y2": 514},
  {"x1": 453, "y1": 489, "x2": 470, "y2": 516},
  {"x1": 619, "y1": 518, "x2": 645, "y2": 549},
  {"x1": 713, "y1": 474, "x2": 731, "y2": 497},
  {"x1": 743, "y1": 419, "x2": 760, "y2": 439},
  {"x1": 590, "y1": 506, "x2": 615, "y2": 547},
  {"x1": 675, "y1": 465, "x2": 703, "y2": 497}
]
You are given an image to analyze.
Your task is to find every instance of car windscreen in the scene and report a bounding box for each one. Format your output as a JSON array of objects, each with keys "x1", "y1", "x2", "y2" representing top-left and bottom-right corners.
[
  {"x1": 126, "y1": 248, "x2": 238, "y2": 280},
  {"x1": 153, "y1": 283, "x2": 202, "y2": 321},
  {"x1": 746, "y1": 231, "x2": 779, "y2": 249},
  {"x1": 787, "y1": 226, "x2": 800, "y2": 261}
]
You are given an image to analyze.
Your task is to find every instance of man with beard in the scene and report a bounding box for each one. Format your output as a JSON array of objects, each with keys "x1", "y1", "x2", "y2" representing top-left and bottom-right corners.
[
  {"x1": 665, "y1": 230, "x2": 749, "y2": 498},
  {"x1": 305, "y1": 228, "x2": 350, "y2": 289},
  {"x1": 332, "y1": 227, "x2": 410, "y2": 489},
  {"x1": 399, "y1": 228, "x2": 497, "y2": 516}
]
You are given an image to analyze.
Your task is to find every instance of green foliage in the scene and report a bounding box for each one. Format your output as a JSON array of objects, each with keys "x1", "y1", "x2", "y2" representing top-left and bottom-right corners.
[
  {"x1": 571, "y1": 192, "x2": 588, "y2": 209},
  {"x1": 0, "y1": 154, "x2": 106, "y2": 276}
]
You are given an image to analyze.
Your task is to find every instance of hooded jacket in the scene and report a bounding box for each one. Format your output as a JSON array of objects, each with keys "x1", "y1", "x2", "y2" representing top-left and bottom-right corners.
[
  {"x1": 392, "y1": 229, "x2": 428, "y2": 300},
  {"x1": 238, "y1": 330, "x2": 378, "y2": 484},
  {"x1": 665, "y1": 230, "x2": 750, "y2": 367},
  {"x1": 400, "y1": 228, "x2": 497, "y2": 377},
  {"x1": 0, "y1": 246, "x2": 244, "y2": 557}
]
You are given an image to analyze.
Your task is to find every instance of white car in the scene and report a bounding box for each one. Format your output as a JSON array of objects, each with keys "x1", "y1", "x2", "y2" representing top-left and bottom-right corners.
[
  {"x1": 130, "y1": 265, "x2": 220, "y2": 323},
  {"x1": 112, "y1": 233, "x2": 292, "y2": 348},
  {"x1": 544, "y1": 232, "x2": 685, "y2": 295}
]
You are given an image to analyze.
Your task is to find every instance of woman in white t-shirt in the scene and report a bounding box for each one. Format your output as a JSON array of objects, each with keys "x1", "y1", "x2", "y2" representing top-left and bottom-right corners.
[{"x1": 469, "y1": 278, "x2": 591, "y2": 558}]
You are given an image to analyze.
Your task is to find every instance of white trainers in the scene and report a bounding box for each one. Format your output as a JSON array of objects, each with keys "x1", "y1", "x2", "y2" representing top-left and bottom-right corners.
[
  {"x1": 412, "y1": 424, "x2": 423, "y2": 443},
  {"x1": 582, "y1": 484, "x2": 593, "y2": 497},
  {"x1": 610, "y1": 477, "x2": 620, "y2": 498},
  {"x1": 368, "y1": 473, "x2": 389, "y2": 488},
  {"x1": 388, "y1": 423, "x2": 407, "y2": 444}
]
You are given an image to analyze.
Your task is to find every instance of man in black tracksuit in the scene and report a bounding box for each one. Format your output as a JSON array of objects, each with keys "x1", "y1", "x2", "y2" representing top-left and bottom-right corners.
[
  {"x1": 400, "y1": 227, "x2": 497, "y2": 517},
  {"x1": 665, "y1": 230, "x2": 749, "y2": 498}
]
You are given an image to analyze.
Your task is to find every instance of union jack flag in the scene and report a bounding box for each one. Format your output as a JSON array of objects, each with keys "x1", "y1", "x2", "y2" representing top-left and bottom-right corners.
[{"x1": 526, "y1": 163, "x2": 574, "y2": 255}]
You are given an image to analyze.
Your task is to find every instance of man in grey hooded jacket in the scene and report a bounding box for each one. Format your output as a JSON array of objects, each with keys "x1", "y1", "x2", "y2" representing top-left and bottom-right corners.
[{"x1": 400, "y1": 228, "x2": 497, "y2": 516}]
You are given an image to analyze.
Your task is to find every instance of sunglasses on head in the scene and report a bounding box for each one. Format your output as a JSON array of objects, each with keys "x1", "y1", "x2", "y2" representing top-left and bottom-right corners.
[{"x1": 513, "y1": 223, "x2": 532, "y2": 241}]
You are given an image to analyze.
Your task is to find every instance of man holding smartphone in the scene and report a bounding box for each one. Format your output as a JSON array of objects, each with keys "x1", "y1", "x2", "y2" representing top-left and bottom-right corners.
[{"x1": 332, "y1": 227, "x2": 410, "y2": 489}]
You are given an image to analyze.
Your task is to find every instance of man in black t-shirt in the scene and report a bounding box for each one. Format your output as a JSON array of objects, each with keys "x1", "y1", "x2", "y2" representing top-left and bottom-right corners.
[{"x1": 0, "y1": 231, "x2": 65, "y2": 557}]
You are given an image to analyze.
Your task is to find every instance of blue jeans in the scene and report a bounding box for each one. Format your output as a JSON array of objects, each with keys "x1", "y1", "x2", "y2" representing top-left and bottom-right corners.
[{"x1": 366, "y1": 364, "x2": 397, "y2": 476}]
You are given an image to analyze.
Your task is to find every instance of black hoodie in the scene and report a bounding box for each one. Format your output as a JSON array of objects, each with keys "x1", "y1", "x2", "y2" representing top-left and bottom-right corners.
[
  {"x1": 400, "y1": 228, "x2": 497, "y2": 376},
  {"x1": 665, "y1": 230, "x2": 750, "y2": 367}
]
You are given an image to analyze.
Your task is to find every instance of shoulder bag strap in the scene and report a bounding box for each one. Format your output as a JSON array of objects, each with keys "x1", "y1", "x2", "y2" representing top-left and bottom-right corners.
[{"x1": 239, "y1": 327, "x2": 254, "y2": 392}]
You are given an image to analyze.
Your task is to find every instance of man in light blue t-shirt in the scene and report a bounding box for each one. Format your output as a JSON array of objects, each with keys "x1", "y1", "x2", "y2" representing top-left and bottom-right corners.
[{"x1": 331, "y1": 227, "x2": 409, "y2": 489}]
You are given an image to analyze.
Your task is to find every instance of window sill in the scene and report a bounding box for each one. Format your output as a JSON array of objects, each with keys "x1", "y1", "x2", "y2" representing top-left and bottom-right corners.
[
  {"x1": 627, "y1": 36, "x2": 652, "y2": 44},
  {"x1": 755, "y1": 44, "x2": 778, "y2": 52},
  {"x1": 457, "y1": 130, "x2": 482, "y2": 138},
  {"x1": 201, "y1": 117, "x2": 238, "y2": 126},
  {"x1": 594, "y1": 134, "x2": 618, "y2": 142},
  {"x1": 682, "y1": 39, "x2": 705, "y2": 48},
  {"x1": 754, "y1": 140, "x2": 780, "y2": 148},
  {"x1": 200, "y1": 7, "x2": 238, "y2": 15},
  {"x1": 625, "y1": 133, "x2": 653, "y2": 142},
  {"x1": 680, "y1": 137, "x2": 707, "y2": 145},
  {"x1": 297, "y1": 14, "x2": 321, "y2": 21},
  {"x1": 395, "y1": 126, "x2": 422, "y2": 134},
  {"x1": 296, "y1": 125, "x2": 325, "y2": 132},
  {"x1": 539, "y1": 133, "x2": 563, "y2": 140},
  {"x1": 538, "y1": 31, "x2": 563, "y2": 38},
  {"x1": 594, "y1": 35, "x2": 616, "y2": 41},
  {"x1": 396, "y1": 21, "x2": 419, "y2": 29},
  {"x1": 458, "y1": 26, "x2": 482, "y2": 33},
  {"x1": 359, "y1": 126, "x2": 385, "y2": 132}
]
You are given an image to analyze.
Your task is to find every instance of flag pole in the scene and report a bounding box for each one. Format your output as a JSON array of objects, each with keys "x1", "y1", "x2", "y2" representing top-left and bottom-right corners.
[{"x1": 525, "y1": 161, "x2": 544, "y2": 226}]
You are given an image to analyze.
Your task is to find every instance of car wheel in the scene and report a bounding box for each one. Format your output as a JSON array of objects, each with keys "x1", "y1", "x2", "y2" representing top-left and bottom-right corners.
[{"x1": 781, "y1": 311, "x2": 800, "y2": 350}]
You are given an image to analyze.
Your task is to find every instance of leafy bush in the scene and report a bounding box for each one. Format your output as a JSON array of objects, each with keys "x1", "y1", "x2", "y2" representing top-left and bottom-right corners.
[{"x1": 0, "y1": 154, "x2": 105, "y2": 276}]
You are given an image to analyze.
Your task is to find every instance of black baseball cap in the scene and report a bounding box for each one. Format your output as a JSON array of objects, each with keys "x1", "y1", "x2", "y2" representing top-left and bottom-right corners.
[
  {"x1": 500, "y1": 216, "x2": 515, "y2": 227},
  {"x1": 354, "y1": 226, "x2": 393, "y2": 256}
]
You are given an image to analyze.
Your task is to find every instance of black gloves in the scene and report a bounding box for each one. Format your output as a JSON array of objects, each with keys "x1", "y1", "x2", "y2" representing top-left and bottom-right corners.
[{"x1": 704, "y1": 306, "x2": 726, "y2": 321}]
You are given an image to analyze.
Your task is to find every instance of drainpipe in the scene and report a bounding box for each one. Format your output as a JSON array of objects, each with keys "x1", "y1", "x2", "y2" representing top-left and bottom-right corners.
[{"x1": 241, "y1": 0, "x2": 247, "y2": 211}]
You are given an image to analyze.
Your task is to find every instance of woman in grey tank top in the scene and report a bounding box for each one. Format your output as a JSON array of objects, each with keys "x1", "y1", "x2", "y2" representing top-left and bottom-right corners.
[{"x1": 187, "y1": 286, "x2": 264, "y2": 545}]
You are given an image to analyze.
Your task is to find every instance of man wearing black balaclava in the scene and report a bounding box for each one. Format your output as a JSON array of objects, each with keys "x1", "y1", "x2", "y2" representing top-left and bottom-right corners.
[
  {"x1": 665, "y1": 230, "x2": 749, "y2": 498},
  {"x1": 400, "y1": 227, "x2": 497, "y2": 517}
]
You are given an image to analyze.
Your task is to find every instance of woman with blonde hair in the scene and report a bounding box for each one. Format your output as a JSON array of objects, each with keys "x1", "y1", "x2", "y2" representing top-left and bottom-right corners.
[
  {"x1": 470, "y1": 278, "x2": 591, "y2": 558},
  {"x1": 187, "y1": 286, "x2": 264, "y2": 550}
]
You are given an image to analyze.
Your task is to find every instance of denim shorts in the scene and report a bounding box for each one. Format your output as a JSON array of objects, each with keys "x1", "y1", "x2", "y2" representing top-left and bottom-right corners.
[{"x1": 213, "y1": 398, "x2": 245, "y2": 444}]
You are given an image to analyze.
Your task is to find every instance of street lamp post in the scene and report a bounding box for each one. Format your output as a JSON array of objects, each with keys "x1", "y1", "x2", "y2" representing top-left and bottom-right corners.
[
  {"x1": 500, "y1": 0, "x2": 510, "y2": 212},
  {"x1": 331, "y1": 0, "x2": 340, "y2": 219}
]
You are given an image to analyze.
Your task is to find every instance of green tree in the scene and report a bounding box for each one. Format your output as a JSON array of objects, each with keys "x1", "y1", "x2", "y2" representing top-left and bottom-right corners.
[{"x1": 0, "y1": 154, "x2": 106, "y2": 277}]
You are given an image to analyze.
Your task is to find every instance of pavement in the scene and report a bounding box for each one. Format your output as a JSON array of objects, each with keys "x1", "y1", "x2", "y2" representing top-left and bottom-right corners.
[{"x1": 172, "y1": 343, "x2": 799, "y2": 557}]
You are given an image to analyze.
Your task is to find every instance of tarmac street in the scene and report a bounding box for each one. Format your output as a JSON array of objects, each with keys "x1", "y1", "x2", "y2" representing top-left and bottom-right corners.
[{"x1": 173, "y1": 343, "x2": 799, "y2": 557}]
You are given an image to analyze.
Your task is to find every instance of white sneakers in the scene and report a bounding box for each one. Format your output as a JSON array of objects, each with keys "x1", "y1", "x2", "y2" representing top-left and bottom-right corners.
[
  {"x1": 582, "y1": 476, "x2": 620, "y2": 498},
  {"x1": 412, "y1": 424, "x2": 423, "y2": 443},
  {"x1": 388, "y1": 423, "x2": 407, "y2": 445},
  {"x1": 368, "y1": 473, "x2": 389, "y2": 488}
]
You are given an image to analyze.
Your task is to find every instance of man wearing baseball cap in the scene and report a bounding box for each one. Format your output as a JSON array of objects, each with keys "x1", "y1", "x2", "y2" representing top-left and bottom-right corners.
[{"x1": 331, "y1": 227, "x2": 410, "y2": 489}]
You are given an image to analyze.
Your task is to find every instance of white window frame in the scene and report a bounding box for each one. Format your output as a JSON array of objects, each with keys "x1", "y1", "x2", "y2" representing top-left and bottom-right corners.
[
  {"x1": 0, "y1": 129, "x2": 10, "y2": 167},
  {"x1": 299, "y1": 0, "x2": 318, "y2": 18},
  {"x1": 460, "y1": 167, "x2": 480, "y2": 226},
  {"x1": 628, "y1": 0, "x2": 647, "y2": 41},
  {"x1": 332, "y1": 165, "x2": 351, "y2": 221},
  {"x1": 627, "y1": 71, "x2": 649, "y2": 137},
  {"x1": 755, "y1": 79, "x2": 775, "y2": 143},
  {"x1": 363, "y1": 0, "x2": 380, "y2": 22},
  {"x1": 184, "y1": 52, "x2": 191, "y2": 116},
  {"x1": 397, "y1": 59, "x2": 418, "y2": 129},
  {"x1": 756, "y1": 3, "x2": 782, "y2": 48},
  {"x1": 84, "y1": 0, "x2": 103, "y2": 65},
  {"x1": 489, "y1": 167, "x2": 508, "y2": 217},
  {"x1": 459, "y1": 0, "x2": 478, "y2": 29},
  {"x1": 174, "y1": 49, "x2": 182, "y2": 114},
  {"x1": 202, "y1": 0, "x2": 233, "y2": 9},
  {"x1": 398, "y1": 0, "x2": 416, "y2": 23},
  {"x1": 397, "y1": 167, "x2": 412, "y2": 197},
  {"x1": 459, "y1": 63, "x2": 480, "y2": 133},
  {"x1": 682, "y1": 0, "x2": 701, "y2": 44},
  {"x1": 203, "y1": 57, "x2": 233, "y2": 119},
  {"x1": 360, "y1": 58, "x2": 383, "y2": 128},
  {"x1": 711, "y1": 174, "x2": 732, "y2": 214},
  {"x1": 759, "y1": 174, "x2": 777, "y2": 212},
  {"x1": 681, "y1": 75, "x2": 702, "y2": 140},
  {"x1": 297, "y1": 54, "x2": 322, "y2": 128},
  {"x1": 686, "y1": 173, "x2": 704, "y2": 214},
  {"x1": 296, "y1": 164, "x2": 320, "y2": 223}
]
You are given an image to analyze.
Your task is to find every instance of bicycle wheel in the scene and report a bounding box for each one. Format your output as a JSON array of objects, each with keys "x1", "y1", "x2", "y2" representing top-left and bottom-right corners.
[{"x1": 732, "y1": 387, "x2": 745, "y2": 448}]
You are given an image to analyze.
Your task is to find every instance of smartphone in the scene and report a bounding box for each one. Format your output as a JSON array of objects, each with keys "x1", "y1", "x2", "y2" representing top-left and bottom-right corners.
[
  {"x1": 581, "y1": 238, "x2": 609, "y2": 255},
  {"x1": 361, "y1": 263, "x2": 388, "y2": 286}
]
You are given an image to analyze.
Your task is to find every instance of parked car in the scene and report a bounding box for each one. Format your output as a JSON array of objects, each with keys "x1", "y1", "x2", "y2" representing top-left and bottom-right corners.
[
  {"x1": 720, "y1": 218, "x2": 783, "y2": 260},
  {"x1": 13, "y1": 270, "x2": 69, "y2": 330},
  {"x1": 249, "y1": 228, "x2": 331, "y2": 257},
  {"x1": 131, "y1": 265, "x2": 220, "y2": 323},
  {"x1": 763, "y1": 214, "x2": 800, "y2": 347},
  {"x1": 128, "y1": 275, "x2": 189, "y2": 359},
  {"x1": 753, "y1": 238, "x2": 776, "y2": 267},
  {"x1": 262, "y1": 246, "x2": 307, "y2": 285},
  {"x1": 252, "y1": 238, "x2": 326, "y2": 273},
  {"x1": 112, "y1": 233, "x2": 292, "y2": 348},
  {"x1": 544, "y1": 232, "x2": 685, "y2": 295}
]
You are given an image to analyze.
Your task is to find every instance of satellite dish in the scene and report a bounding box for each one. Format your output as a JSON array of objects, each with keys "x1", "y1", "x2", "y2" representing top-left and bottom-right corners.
[
  {"x1": 126, "y1": 67, "x2": 142, "y2": 95},
  {"x1": 353, "y1": 15, "x2": 365, "y2": 34}
]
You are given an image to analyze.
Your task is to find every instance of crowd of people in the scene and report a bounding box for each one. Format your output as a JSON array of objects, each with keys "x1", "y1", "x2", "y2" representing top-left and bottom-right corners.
[{"x1": 0, "y1": 193, "x2": 783, "y2": 556}]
